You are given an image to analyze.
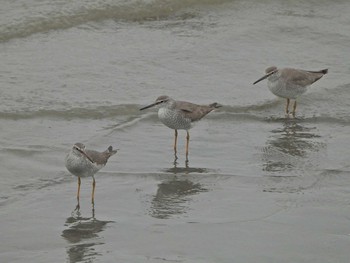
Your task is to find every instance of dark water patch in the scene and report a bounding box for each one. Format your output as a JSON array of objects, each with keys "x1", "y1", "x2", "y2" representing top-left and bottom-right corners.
[
  {"x1": 276, "y1": 10, "x2": 330, "y2": 19},
  {"x1": 223, "y1": 99, "x2": 281, "y2": 113},
  {"x1": 163, "y1": 166, "x2": 214, "y2": 175},
  {"x1": 1, "y1": 145, "x2": 55, "y2": 156},
  {"x1": 0, "y1": 104, "x2": 140, "y2": 120}
]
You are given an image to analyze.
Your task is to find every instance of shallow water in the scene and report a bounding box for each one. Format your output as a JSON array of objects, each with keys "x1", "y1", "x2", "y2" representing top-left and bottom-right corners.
[{"x1": 1, "y1": 0, "x2": 350, "y2": 262}]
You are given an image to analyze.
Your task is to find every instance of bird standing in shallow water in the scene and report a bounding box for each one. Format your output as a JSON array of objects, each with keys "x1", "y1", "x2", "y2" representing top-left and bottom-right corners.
[
  {"x1": 253, "y1": 66, "x2": 328, "y2": 117},
  {"x1": 65, "y1": 143, "x2": 117, "y2": 209},
  {"x1": 140, "y1": 95, "x2": 222, "y2": 160}
]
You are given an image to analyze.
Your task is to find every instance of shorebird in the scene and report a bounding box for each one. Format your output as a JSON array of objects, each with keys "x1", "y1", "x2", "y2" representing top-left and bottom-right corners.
[
  {"x1": 140, "y1": 95, "x2": 222, "y2": 159},
  {"x1": 253, "y1": 66, "x2": 328, "y2": 117},
  {"x1": 65, "y1": 143, "x2": 117, "y2": 207}
]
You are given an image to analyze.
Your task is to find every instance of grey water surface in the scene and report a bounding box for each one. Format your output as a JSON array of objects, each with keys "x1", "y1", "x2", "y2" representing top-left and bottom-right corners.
[{"x1": 1, "y1": 0, "x2": 350, "y2": 262}]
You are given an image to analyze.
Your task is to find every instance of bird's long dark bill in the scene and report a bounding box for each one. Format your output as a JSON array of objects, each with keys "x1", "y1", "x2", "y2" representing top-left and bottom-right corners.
[
  {"x1": 140, "y1": 102, "x2": 159, "y2": 111},
  {"x1": 253, "y1": 71, "x2": 274, "y2": 85},
  {"x1": 76, "y1": 148, "x2": 94, "y2": 163}
]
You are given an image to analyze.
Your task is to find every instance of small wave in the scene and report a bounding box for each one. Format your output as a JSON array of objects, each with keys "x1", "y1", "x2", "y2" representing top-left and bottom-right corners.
[
  {"x1": 2, "y1": 100, "x2": 349, "y2": 126},
  {"x1": 1, "y1": 145, "x2": 54, "y2": 156},
  {"x1": 0, "y1": 102, "x2": 265, "y2": 121},
  {"x1": 0, "y1": 171, "x2": 71, "y2": 207},
  {"x1": 0, "y1": 104, "x2": 140, "y2": 120},
  {"x1": 13, "y1": 174, "x2": 69, "y2": 191},
  {"x1": 0, "y1": 0, "x2": 229, "y2": 42}
]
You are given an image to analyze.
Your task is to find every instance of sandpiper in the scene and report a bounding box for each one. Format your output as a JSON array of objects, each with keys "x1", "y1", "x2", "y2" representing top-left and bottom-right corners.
[
  {"x1": 65, "y1": 143, "x2": 117, "y2": 207},
  {"x1": 253, "y1": 66, "x2": 328, "y2": 117},
  {"x1": 140, "y1": 95, "x2": 222, "y2": 159}
]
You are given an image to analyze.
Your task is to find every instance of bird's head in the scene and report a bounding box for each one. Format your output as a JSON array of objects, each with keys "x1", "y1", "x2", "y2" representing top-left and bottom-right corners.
[
  {"x1": 253, "y1": 66, "x2": 278, "y2": 85},
  {"x1": 140, "y1": 95, "x2": 172, "y2": 110}
]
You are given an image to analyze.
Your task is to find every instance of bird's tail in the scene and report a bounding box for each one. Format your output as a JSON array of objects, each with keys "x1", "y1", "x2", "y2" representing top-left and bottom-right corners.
[
  {"x1": 308, "y1": 68, "x2": 328, "y2": 74},
  {"x1": 106, "y1": 146, "x2": 118, "y2": 156},
  {"x1": 209, "y1": 102, "x2": 223, "y2": 109}
]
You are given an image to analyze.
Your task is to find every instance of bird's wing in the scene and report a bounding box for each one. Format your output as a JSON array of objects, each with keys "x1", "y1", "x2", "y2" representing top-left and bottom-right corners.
[
  {"x1": 282, "y1": 68, "x2": 325, "y2": 87},
  {"x1": 177, "y1": 101, "x2": 214, "y2": 122},
  {"x1": 84, "y1": 150, "x2": 108, "y2": 165},
  {"x1": 177, "y1": 101, "x2": 195, "y2": 113}
]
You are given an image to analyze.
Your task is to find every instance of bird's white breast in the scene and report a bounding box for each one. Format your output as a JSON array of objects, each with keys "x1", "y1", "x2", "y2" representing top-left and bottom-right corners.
[
  {"x1": 65, "y1": 151, "x2": 102, "y2": 178},
  {"x1": 158, "y1": 108, "x2": 192, "y2": 130},
  {"x1": 268, "y1": 78, "x2": 307, "y2": 99}
]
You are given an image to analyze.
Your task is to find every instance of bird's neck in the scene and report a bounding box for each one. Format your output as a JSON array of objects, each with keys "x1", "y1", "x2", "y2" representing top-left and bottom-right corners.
[
  {"x1": 163, "y1": 100, "x2": 176, "y2": 110},
  {"x1": 268, "y1": 72, "x2": 280, "y2": 82}
]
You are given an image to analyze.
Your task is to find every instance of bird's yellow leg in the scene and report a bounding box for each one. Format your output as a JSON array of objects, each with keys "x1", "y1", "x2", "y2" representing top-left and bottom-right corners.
[
  {"x1": 91, "y1": 177, "x2": 96, "y2": 205},
  {"x1": 186, "y1": 131, "x2": 190, "y2": 159},
  {"x1": 77, "y1": 177, "x2": 81, "y2": 202},
  {"x1": 75, "y1": 177, "x2": 81, "y2": 211},
  {"x1": 285, "y1": 98, "x2": 290, "y2": 115},
  {"x1": 292, "y1": 100, "x2": 297, "y2": 118},
  {"x1": 174, "y1": 129, "x2": 178, "y2": 154}
]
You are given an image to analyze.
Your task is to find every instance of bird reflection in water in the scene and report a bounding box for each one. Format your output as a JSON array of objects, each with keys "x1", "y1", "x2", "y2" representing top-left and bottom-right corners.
[
  {"x1": 151, "y1": 156, "x2": 209, "y2": 219},
  {"x1": 167, "y1": 152, "x2": 211, "y2": 174},
  {"x1": 62, "y1": 207, "x2": 114, "y2": 263},
  {"x1": 149, "y1": 177, "x2": 208, "y2": 219},
  {"x1": 153, "y1": 148, "x2": 211, "y2": 219},
  {"x1": 262, "y1": 119, "x2": 324, "y2": 173},
  {"x1": 173, "y1": 152, "x2": 190, "y2": 168}
]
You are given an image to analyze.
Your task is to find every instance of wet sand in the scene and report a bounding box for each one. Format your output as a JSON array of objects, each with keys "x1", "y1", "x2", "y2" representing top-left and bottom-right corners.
[{"x1": 1, "y1": 168, "x2": 350, "y2": 263}]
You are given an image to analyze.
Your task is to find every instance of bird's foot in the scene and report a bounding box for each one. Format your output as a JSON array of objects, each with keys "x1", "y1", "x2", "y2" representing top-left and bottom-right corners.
[
  {"x1": 71, "y1": 203, "x2": 81, "y2": 217},
  {"x1": 173, "y1": 153, "x2": 179, "y2": 166},
  {"x1": 74, "y1": 203, "x2": 80, "y2": 212},
  {"x1": 285, "y1": 113, "x2": 293, "y2": 118},
  {"x1": 185, "y1": 157, "x2": 189, "y2": 168}
]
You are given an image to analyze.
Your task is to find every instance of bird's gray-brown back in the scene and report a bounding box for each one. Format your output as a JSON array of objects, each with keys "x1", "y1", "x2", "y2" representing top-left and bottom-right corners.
[
  {"x1": 280, "y1": 68, "x2": 328, "y2": 87},
  {"x1": 176, "y1": 100, "x2": 222, "y2": 122},
  {"x1": 85, "y1": 146, "x2": 117, "y2": 166}
]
